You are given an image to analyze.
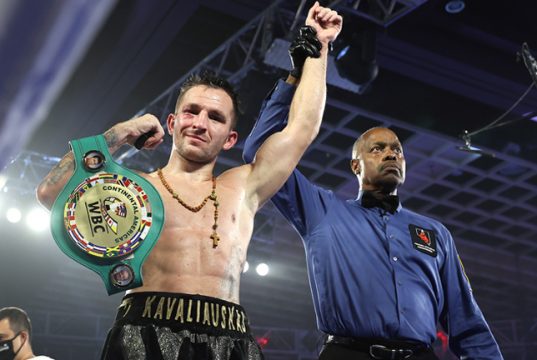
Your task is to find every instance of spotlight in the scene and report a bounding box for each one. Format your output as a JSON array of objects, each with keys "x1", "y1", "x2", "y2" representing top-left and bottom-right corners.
[
  {"x1": 26, "y1": 207, "x2": 50, "y2": 232},
  {"x1": 256, "y1": 263, "x2": 269, "y2": 276},
  {"x1": 444, "y1": 0, "x2": 465, "y2": 14},
  {"x1": 6, "y1": 207, "x2": 22, "y2": 223},
  {"x1": 334, "y1": 24, "x2": 379, "y2": 87},
  {"x1": 243, "y1": 261, "x2": 249, "y2": 273}
]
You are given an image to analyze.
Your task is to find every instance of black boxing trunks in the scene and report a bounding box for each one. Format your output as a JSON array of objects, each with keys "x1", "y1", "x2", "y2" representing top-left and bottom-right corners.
[{"x1": 100, "y1": 292, "x2": 264, "y2": 360}]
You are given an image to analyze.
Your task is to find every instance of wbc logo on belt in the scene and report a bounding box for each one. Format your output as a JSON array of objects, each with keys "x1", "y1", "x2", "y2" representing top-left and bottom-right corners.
[
  {"x1": 64, "y1": 173, "x2": 153, "y2": 258},
  {"x1": 102, "y1": 197, "x2": 128, "y2": 234},
  {"x1": 82, "y1": 197, "x2": 127, "y2": 235}
]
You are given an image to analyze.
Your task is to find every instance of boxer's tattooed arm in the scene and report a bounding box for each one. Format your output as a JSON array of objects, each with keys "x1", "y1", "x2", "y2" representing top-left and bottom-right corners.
[
  {"x1": 43, "y1": 127, "x2": 120, "y2": 188},
  {"x1": 103, "y1": 127, "x2": 123, "y2": 154},
  {"x1": 44, "y1": 152, "x2": 74, "y2": 187},
  {"x1": 37, "y1": 127, "x2": 125, "y2": 209},
  {"x1": 37, "y1": 152, "x2": 75, "y2": 208}
]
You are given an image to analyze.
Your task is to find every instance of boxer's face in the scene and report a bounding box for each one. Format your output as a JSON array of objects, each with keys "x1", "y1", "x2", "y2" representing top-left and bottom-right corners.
[{"x1": 168, "y1": 85, "x2": 238, "y2": 164}]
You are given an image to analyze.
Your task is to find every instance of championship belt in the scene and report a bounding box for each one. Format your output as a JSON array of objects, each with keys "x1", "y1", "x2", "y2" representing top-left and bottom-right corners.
[{"x1": 50, "y1": 135, "x2": 164, "y2": 295}]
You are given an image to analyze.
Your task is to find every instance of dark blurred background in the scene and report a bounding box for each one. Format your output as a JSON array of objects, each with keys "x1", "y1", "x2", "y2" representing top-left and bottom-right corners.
[{"x1": 1, "y1": 0, "x2": 537, "y2": 359}]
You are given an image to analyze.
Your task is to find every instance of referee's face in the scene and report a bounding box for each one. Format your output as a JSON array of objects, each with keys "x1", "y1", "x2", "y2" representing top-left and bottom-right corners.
[{"x1": 354, "y1": 128, "x2": 406, "y2": 193}]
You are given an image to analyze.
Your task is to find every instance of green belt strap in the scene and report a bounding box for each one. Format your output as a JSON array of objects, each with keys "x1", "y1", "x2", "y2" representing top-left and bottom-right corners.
[{"x1": 50, "y1": 135, "x2": 164, "y2": 295}]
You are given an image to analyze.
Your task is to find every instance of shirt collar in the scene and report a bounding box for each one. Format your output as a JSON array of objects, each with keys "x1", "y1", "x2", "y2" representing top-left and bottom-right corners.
[{"x1": 356, "y1": 190, "x2": 403, "y2": 213}]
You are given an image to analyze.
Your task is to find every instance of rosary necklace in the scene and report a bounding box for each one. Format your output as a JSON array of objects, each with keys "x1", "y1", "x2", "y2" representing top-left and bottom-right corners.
[{"x1": 157, "y1": 168, "x2": 220, "y2": 248}]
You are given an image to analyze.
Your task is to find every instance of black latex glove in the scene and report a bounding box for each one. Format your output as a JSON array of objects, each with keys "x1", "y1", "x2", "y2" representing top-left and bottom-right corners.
[{"x1": 289, "y1": 26, "x2": 322, "y2": 78}]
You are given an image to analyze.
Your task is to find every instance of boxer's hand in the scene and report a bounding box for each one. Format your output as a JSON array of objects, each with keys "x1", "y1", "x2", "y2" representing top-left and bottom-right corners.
[
  {"x1": 306, "y1": 1, "x2": 343, "y2": 46},
  {"x1": 289, "y1": 26, "x2": 322, "y2": 78},
  {"x1": 109, "y1": 114, "x2": 165, "y2": 151}
]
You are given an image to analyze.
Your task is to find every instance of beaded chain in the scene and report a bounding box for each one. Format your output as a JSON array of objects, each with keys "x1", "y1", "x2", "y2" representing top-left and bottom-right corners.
[{"x1": 157, "y1": 168, "x2": 220, "y2": 248}]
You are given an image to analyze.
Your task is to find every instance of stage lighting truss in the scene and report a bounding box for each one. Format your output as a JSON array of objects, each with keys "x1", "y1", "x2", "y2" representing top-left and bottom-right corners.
[
  {"x1": 338, "y1": 0, "x2": 429, "y2": 27},
  {"x1": 111, "y1": 0, "x2": 431, "y2": 167}
]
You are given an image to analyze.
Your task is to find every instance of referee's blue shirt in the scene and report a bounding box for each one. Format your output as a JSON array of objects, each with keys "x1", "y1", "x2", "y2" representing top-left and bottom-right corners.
[{"x1": 243, "y1": 79, "x2": 503, "y2": 359}]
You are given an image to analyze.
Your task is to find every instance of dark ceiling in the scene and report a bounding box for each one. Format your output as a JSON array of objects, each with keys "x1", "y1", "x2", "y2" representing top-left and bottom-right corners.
[{"x1": 2, "y1": 0, "x2": 537, "y2": 359}]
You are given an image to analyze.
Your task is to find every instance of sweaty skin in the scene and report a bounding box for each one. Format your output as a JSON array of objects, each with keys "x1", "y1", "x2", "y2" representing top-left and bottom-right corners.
[{"x1": 137, "y1": 168, "x2": 253, "y2": 302}]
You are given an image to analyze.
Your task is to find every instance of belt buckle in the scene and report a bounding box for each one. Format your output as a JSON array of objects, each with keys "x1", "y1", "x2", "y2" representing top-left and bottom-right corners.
[{"x1": 369, "y1": 344, "x2": 413, "y2": 360}]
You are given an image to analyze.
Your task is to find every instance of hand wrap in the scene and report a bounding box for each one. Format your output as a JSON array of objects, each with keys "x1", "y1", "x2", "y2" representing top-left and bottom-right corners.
[{"x1": 289, "y1": 25, "x2": 322, "y2": 79}]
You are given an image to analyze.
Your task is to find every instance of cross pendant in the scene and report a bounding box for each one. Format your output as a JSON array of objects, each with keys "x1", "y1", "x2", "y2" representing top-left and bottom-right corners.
[{"x1": 211, "y1": 232, "x2": 220, "y2": 248}]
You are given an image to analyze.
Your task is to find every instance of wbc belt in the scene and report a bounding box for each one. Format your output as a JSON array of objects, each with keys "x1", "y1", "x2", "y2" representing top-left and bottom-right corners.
[{"x1": 50, "y1": 135, "x2": 164, "y2": 295}]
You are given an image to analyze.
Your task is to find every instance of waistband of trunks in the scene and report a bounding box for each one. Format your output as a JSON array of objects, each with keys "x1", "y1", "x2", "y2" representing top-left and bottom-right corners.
[{"x1": 113, "y1": 292, "x2": 252, "y2": 338}]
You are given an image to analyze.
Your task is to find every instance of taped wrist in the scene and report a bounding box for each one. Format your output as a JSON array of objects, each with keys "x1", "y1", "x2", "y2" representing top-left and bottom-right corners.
[{"x1": 289, "y1": 25, "x2": 322, "y2": 78}]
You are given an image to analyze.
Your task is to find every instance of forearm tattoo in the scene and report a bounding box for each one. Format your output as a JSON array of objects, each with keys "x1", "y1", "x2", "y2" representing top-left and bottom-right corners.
[
  {"x1": 42, "y1": 127, "x2": 119, "y2": 190},
  {"x1": 104, "y1": 127, "x2": 120, "y2": 149},
  {"x1": 44, "y1": 152, "x2": 74, "y2": 186}
]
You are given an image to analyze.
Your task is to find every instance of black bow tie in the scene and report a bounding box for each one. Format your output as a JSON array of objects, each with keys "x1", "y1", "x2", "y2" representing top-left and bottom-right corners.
[{"x1": 361, "y1": 191, "x2": 400, "y2": 214}]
